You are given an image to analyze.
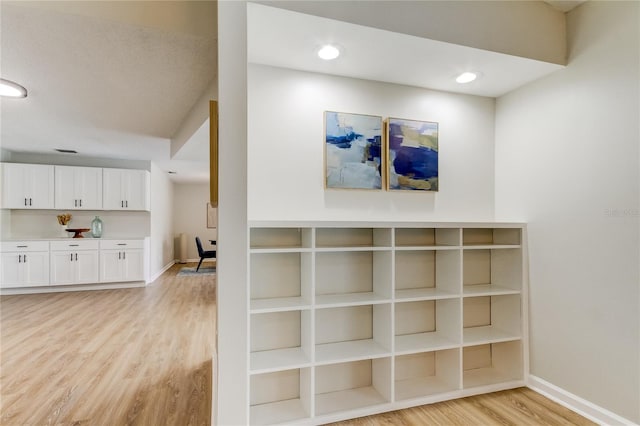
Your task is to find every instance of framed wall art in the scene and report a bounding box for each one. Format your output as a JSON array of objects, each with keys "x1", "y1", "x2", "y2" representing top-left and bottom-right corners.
[
  {"x1": 387, "y1": 117, "x2": 439, "y2": 191},
  {"x1": 324, "y1": 111, "x2": 383, "y2": 190}
]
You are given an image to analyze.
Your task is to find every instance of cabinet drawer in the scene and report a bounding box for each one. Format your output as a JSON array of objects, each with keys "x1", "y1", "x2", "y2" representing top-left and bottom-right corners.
[
  {"x1": 1, "y1": 241, "x2": 49, "y2": 252},
  {"x1": 50, "y1": 240, "x2": 100, "y2": 251},
  {"x1": 99, "y1": 240, "x2": 144, "y2": 250}
]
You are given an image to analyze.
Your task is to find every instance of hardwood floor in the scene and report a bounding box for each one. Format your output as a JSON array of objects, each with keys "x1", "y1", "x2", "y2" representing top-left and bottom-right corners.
[
  {"x1": 0, "y1": 263, "x2": 215, "y2": 426},
  {"x1": 329, "y1": 388, "x2": 596, "y2": 426},
  {"x1": 1, "y1": 263, "x2": 594, "y2": 426}
]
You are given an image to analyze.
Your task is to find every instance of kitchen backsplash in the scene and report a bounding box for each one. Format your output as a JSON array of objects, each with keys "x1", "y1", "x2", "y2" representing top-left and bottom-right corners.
[{"x1": 4, "y1": 209, "x2": 150, "y2": 239}]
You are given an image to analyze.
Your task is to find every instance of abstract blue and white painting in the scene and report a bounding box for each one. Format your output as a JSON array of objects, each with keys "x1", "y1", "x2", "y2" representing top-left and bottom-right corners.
[
  {"x1": 325, "y1": 111, "x2": 383, "y2": 189},
  {"x1": 387, "y1": 118, "x2": 438, "y2": 191}
]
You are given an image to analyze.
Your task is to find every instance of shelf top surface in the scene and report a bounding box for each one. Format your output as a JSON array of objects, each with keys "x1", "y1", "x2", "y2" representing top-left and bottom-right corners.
[{"x1": 249, "y1": 220, "x2": 526, "y2": 229}]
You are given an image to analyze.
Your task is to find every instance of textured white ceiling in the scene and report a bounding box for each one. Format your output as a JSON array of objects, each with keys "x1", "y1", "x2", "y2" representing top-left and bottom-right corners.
[{"x1": 0, "y1": 1, "x2": 216, "y2": 181}]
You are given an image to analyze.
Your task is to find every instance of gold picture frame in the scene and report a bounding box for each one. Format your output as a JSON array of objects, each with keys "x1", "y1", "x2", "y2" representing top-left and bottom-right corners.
[{"x1": 324, "y1": 111, "x2": 384, "y2": 190}]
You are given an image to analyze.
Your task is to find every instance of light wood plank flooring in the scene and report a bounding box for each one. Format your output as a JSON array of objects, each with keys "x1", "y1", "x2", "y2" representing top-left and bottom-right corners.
[
  {"x1": 1, "y1": 263, "x2": 215, "y2": 425},
  {"x1": 1, "y1": 263, "x2": 594, "y2": 425},
  {"x1": 329, "y1": 387, "x2": 596, "y2": 425}
]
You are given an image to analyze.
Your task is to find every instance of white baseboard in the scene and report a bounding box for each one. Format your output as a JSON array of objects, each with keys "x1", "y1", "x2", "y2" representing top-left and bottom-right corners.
[
  {"x1": 0, "y1": 281, "x2": 146, "y2": 295},
  {"x1": 148, "y1": 260, "x2": 175, "y2": 284},
  {"x1": 528, "y1": 375, "x2": 637, "y2": 425}
]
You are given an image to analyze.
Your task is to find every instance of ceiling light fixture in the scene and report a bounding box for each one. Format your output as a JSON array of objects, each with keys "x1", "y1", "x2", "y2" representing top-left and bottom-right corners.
[
  {"x1": 0, "y1": 78, "x2": 27, "y2": 98},
  {"x1": 317, "y1": 44, "x2": 340, "y2": 60},
  {"x1": 456, "y1": 72, "x2": 478, "y2": 84}
]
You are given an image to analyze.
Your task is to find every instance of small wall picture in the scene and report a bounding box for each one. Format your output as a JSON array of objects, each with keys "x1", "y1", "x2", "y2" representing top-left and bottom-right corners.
[
  {"x1": 387, "y1": 117, "x2": 439, "y2": 191},
  {"x1": 325, "y1": 111, "x2": 383, "y2": 190}
]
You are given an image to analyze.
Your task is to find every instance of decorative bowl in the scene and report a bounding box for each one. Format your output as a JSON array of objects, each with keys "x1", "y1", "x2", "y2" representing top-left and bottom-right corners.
[{"x1": 65, "y1": 228, "x2": 91, "y2": 238}]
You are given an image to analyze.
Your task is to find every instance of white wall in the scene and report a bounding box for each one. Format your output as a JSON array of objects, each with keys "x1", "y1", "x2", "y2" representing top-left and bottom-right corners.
[
  {"x1": 149, "y1": 162, "x2": 175, "y2": 280},
  {"x1": 7, "y1": 151, "x2": 150, "y2": 170},
  {"x1": 217, "y1": 1, "x2": 248, "y2": 424},
  {"x1": 248, "y1": 64, "x2": 496, "y2": 222},
  {"x1": 173, "y1": 182, "x2": 216, "y2": 260},
  {"x1": 0, "y1": 148, "x2": 12, "y2": 238},
  {"x1": 495, "y1": 1, "x2": 639, "y2": 422}
]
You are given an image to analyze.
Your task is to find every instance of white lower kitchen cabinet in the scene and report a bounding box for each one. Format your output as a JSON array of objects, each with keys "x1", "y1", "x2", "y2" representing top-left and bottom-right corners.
[
  {"x1": 99, "y1": 240, "x2": 144, "y2": 282},
  {"x1": 0, "y1": 238, "x2": 148, "y2": 291},
  {"x1": 50, "y1": 240, "x2": 99, "y2": 285},
  {"x1": 0, "y1": 241, "x2": 49, "y2": 288}
]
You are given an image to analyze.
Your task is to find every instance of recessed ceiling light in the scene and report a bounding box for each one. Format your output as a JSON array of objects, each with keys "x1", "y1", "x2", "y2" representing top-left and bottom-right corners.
[
  {"x1": 0, "y1": 78, "x2": 27, "y2": 98},
  {"x1": 317, "y1": 44, "x2": 340, "y2": 60},
  {"x1": 456, "y1": 72, "x2": 478, "y2": 84}
]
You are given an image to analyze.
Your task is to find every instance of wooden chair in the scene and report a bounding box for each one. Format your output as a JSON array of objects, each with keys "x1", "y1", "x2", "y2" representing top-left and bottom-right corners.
[{"x1": 195, "y1": 237, "x2": 216, "y2": 271}]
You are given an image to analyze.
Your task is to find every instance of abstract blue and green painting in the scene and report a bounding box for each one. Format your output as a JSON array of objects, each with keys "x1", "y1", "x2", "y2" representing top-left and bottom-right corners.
[
  {"x1": 325, "y1": 111, "x2": 383, "y2": 189},
  {"x1": 387, "y1": 118, "x2": 438, "y2": 191}
]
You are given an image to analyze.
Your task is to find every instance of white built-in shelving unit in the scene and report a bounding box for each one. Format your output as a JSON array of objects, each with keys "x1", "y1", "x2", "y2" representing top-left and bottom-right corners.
[{"x1": 247, "y1": 222, "x2": 527, "y2": 425}]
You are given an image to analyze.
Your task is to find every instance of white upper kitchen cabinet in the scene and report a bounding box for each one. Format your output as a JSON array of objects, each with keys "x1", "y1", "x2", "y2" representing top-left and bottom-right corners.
[
  {"x1": 102, "y1": 168, "x2": 150, "y2": 211},
  {"x1": 54, "y1": 166, "x2": 103, "y2": 210},
  {"x1": 0, "y1": 163, "x2": 54, "y2": 209}
]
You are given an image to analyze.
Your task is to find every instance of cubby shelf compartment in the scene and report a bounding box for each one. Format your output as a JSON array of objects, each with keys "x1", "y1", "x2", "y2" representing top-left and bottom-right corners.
[
  {"x1": 315, "y1": 358, "x2": 392, "y2": 416},
  {"x1": 463, "y1": 294, "x2": 521, "y2": 346},
  {"x1": 462, "y1": 228, "x2": 521, "y2": 248},
  {"x1": 250, "y1": 297, "x2": 310, "y2": 314},
  {"x1": 463, "y1": 247, "x2": 522, "y2": 297},
  {"x1": 250, "y1": 310, "x2": 312, "y2": 373},
  {"x1": 395, "y1": 299, "x2": 460, "y2": 355},
  {"x1": 315, "y1": 228, "x2": 392, "y2": 249},
  {"x1": 315, "y1": 304, "x2": 392, "y2": 364},
  {"x1": 395, "y1": 228, "x2": 460, "y2": 248},
  {"x1": 250, "y1": 227, "x2": 312, "y2": 250},
  {"x1": 250, "y1": 252, "x2": 312, "y2": 313},
  {"x1": 250, "y1": 368, "x2": 311, "y2": 425},
  {"x1": 395, "y1": 249, "x2": 461, "y2": 302},
  {"x1": 247, "y1": 223, "x2": 526, "y2": 424},
  {"x1": 316, "y1": 250, "x2": 392, "y2": 308},
  {"x1": 463, "y1": 341, "x2": 523, "y2": 389},
  {"x1": 395, "y1": 349, "x2": 461, "y2": 401}
]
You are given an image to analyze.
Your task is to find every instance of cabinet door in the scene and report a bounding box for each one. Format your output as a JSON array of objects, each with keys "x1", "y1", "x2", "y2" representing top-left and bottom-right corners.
[
  {"x1": 0, "y1": 253, "x2": 23, "y2": 287},
  {"x1": 100, "y1": 251, "x2": 124, "y2": 282},
  {"x1": 29, "y1": 165, "x2": 56, "y2": 209},
  {"x1": 75, "y1": 251, "x2": 99, "y2": 284},
  {"x1": 50, "y1": 251, "x2": 76, "y2": 285},
  {"x1": 54, "y1": 166, "x2": 78, "y2": 209},
  {"x1": 123, "y1": 170, "x2": 150, "y2": 211},
  {"x1": 76, "y1": 167, "x2": 102, "y2": 209},
  {"x1": 123, "y1": 249, "x2": 144, "y2": 281},
  {"x1": 55, "y1": 166, "x2": 103, "y2": 209},
  {"x1": 102, "y1": 168, "x2": 125, "y2": 210},
  {"x1": 1, "y1": 163, "x2": 54, "y2": 209},
  {"x1": 23, "y1": 252, "x2": 49, "y2": 287}
]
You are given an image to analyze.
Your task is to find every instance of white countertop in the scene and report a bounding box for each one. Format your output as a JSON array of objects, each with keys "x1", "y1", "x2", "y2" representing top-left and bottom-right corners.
[{"x1": 1, "y1": 236, "x2": 149, "y2": 241}]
